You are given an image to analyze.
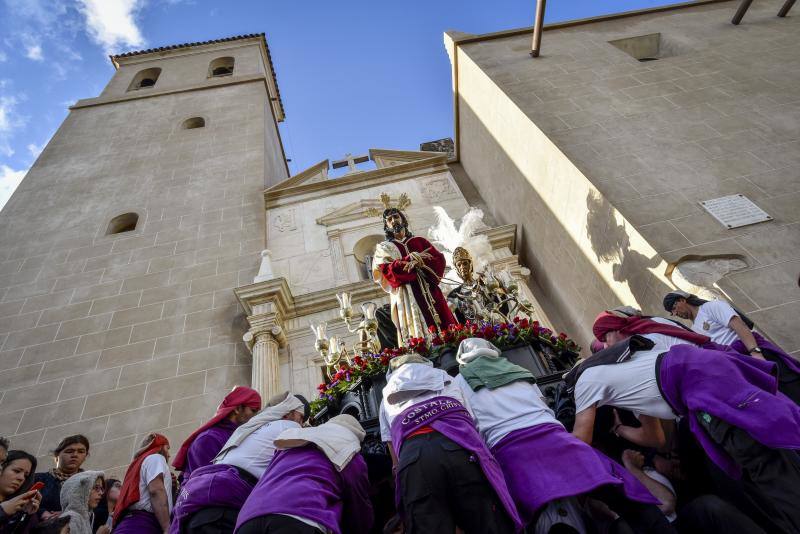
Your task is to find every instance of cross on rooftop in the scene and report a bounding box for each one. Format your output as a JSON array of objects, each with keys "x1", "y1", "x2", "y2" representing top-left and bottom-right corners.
[{"x1": 332, "y1": 153, "x2": 370, "y2": 174}]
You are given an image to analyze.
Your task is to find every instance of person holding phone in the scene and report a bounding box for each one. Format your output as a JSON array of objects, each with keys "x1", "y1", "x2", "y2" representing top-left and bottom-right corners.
[{"x1": 0, "y1": 450, "x2": 42, "y2": 533}]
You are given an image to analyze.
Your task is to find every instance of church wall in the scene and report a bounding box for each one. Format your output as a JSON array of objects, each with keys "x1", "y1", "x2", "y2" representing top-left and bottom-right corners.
[
  {"x1": 449, "y1": 0, "x2": 800, "y2": 353},
  {"x1": 0, "y1": 59, "x2": 287, "y2": 475}
]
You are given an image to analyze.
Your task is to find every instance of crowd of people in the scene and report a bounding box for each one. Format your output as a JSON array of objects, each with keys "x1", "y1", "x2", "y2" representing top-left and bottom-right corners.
[{"x1": 1, "y1": 288, "x2": 798, "y2": 533}]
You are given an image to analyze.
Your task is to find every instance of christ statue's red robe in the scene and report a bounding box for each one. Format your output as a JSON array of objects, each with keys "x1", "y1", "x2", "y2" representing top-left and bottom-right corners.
[{"x1": 373, "y1": 235, "x2": 457, "y2": 339}]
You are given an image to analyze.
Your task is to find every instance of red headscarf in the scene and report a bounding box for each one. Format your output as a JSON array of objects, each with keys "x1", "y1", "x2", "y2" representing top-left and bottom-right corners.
[
  {"x1": 592, "y1": 311, "x2": 710, "y2": 346},
  {"x1": 172, "y1": 386, "x2": 261, "y2": 471},
  {"x1": 114, "y1": 433, "x2": 169, "y2": 525}
]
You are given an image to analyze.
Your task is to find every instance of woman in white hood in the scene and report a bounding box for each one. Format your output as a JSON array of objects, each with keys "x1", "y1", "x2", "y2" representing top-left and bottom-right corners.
[{"x1": 59, "y1": 470, "x2": 107, "y2": 534}]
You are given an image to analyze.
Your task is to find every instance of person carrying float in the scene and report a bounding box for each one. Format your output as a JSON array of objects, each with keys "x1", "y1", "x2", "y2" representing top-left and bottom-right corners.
[
  {"x1": 379, "y1": 353, "x2": 522, "y2": 533},
  {"x1": 172, "y1": 386, "x2": 262, "y2": 482},
  {"x1": 453, "y1": 338, "x2": 670, "y2": 533},
  {"x1": 234, "y1": 415, "x2": 373, "y2": 534},
  {"x1": 663, "y1": 290, "x2": 800, "y2": 403},
  {"x1": 569, "y1": 320, "x2": 800, "y2": 534},
  {"x1": 169, "y1": 392, "x2": 309, "y2": 534}
]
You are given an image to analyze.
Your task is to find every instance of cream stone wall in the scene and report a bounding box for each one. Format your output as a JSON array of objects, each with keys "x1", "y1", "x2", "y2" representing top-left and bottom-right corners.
[
  {"x1": 448, "y1": 0, "x2": 800, "y2": 353},
  {"x1": 0, "y1": 37, "x2": 287, "y2": 476}
]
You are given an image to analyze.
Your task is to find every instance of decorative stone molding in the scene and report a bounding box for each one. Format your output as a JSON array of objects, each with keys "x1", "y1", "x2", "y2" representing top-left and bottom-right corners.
[
  {"x1": 326, "y1": 229, "x2": 349, "y2": 285},
  {"x1": 420, "y1": 177, "x2": 458, "y2": 202},
  {"x1": 264, "y1": 152, "x2": 449, "y2": 210}
]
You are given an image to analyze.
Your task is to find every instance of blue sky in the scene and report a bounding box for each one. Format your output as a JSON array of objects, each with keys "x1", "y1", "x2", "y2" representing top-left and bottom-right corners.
[{"x1": 0, "y1": 0, "x2": 674, "y2": 208}]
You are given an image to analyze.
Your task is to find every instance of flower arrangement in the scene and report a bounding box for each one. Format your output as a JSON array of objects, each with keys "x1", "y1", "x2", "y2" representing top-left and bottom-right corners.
[
  {"x1": 309, "y1": 318, "x2": 580, "y2": 417},
  {"x1": 426, "y1": 318, "x2": 581, "y2": 356},
  {"x1": 309, "y1": 348, "x2": 408, "y2": 416}
]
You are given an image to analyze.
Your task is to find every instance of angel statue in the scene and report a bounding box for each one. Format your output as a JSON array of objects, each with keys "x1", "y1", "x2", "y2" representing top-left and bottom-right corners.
[
  {"x1": 427, "y1": 206, "x2": 495, "y2": 324},
  {"x1": 368, "y1": 193, "x2": 457, "y2": 345}
]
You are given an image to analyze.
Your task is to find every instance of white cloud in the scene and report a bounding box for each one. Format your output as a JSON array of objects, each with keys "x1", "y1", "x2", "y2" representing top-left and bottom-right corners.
[
  {"x1": 0, "y1": 51, "x2": 7, "y2": 62},
  {"x1": 27, "y1": 141, "x2": 45, "y2": 159},
  {"x1": 77, "y1": 0, "x2": 145, "y2": 53},
  {"x1": 25, "y1": 43, "x2": 43, "y2": 61},
  {"x1": 0, "y1": 95, "x2": 23, "y2": 157},
  {"x1": 0, "y1": 165, "x2": 28, "y2": 211}
]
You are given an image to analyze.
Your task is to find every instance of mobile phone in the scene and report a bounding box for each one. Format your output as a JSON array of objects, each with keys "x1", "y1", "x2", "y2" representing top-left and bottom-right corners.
[{"x1": 29, "y1": 482, "x2": 45, "y2": 492}]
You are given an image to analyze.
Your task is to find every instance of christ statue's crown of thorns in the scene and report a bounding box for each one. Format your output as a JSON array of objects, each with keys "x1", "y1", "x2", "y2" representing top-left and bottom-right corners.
[{"x1": 364, "y1": 193, "x2": 412, "y2": 218}]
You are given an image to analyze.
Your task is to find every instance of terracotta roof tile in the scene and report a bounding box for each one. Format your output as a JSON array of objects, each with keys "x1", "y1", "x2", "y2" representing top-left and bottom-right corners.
[{"x1": 110, "y1": 33, "x2": 265, "y2": 59}]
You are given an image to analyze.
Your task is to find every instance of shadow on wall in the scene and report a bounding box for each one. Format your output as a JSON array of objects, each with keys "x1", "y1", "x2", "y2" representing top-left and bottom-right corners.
[
  {"x1": 585, "y1": 189, "x2": 673, "y2": 313},
  {"x1": 456, "y1": 96, "x2": 673, "y2": 347}
]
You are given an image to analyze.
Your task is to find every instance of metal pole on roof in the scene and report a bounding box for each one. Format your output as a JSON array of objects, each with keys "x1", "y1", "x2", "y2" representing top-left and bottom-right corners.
[
  {"x1": 530, "y1": 0, "x2": 547, "y2": 57},
  {"x1": 731, "y1": 0, "x2": 754, "y2": 24},
  {"x1": 777, "y1": 0, "x2": 796, "y2": 17}
]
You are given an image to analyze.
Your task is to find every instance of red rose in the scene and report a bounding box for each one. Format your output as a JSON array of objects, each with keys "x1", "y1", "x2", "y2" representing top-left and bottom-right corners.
[{"x1": 428, "y1": 325, "x2": 438, "y2": 334}]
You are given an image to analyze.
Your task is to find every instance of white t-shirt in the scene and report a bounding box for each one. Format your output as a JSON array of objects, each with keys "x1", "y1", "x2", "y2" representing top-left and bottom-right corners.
[
  {"x1": 379, "y1": 365, "x2": 472, "y2": 442},
  {"x1": 692, "y1": 300, "x2": 739, "y2": 346},
  {"x1": 131, "y1": 454, "x2": 173, "y2": 514},
  {"x1": 575, "y1": 333, "x2": 685, "y2": 420},
  {"x1": 453, "y1": 374, "x2": 561, "y2": 448},
  {"x1": 216, "y1": 419, "x2": 300, "y2": 479}
]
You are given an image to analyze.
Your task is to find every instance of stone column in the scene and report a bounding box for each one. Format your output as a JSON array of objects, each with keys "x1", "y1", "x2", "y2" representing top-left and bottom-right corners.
[{"x1": 243, "y1": 310, "x2": 288, "y2": 401}]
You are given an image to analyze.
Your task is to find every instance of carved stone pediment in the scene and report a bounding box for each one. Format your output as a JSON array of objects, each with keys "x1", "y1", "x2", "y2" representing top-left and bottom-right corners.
[
  {"x1": 315, "y1": 199, "x2": 384, "y2": 227},
  {"x1": 369, "y1": 148, "x2": 446, "y2": 169}
]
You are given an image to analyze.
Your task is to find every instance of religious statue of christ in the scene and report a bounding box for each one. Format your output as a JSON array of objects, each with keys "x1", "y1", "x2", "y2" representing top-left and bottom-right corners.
[{"x1": 369, "y1": 194, "x2": 457, "y2": 344}]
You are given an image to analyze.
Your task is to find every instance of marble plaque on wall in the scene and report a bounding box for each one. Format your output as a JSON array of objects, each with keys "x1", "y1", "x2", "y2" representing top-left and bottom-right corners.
[{"x1": 700, "y1": 194, "x2": 772, "y2": 229}]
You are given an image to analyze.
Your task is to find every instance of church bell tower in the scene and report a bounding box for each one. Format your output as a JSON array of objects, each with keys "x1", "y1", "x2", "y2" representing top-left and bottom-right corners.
[{"x1": 0, "y1": 34, "x2": 288, "y2": 475}]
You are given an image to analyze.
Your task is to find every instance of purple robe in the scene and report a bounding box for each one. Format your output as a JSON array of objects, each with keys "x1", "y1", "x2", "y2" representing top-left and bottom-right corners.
[
  {"x1": 731, "y1": 331, "x2": 800, "y2": 375},
  {"x1": 491, "y1": 423, "x2": 659, "y2": 524},
  {"x1": 658, "y1": 344, "x2": 800, "y2": 478},
  {"x1": 234, "y1": 445, "x2": 373, "y2": 534},
  {"x1": 181, "y1": 419, "x2": 238, "y2": 482},
  {"x1": 113, "y1": 510, "x2": 162, "y2": 534},
  {"x1": 169, "y1": 463, "x2": 253, "y2": 534},
  {"x1": 389, "y1": 396, "x2": 523, "y2": 532}
]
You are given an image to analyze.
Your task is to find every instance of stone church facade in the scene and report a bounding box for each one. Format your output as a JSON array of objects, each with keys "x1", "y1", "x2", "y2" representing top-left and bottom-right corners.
[
  {"x1": 1, "y1": 0, "x2": 797, "y2": 475},
  {"x1": 0, "y1": 34, "x2": 549, "y2": 475}
]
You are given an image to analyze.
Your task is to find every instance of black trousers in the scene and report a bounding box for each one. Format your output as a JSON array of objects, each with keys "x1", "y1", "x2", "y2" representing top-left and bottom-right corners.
[
  {"x1": 698, "y1": 412, "x2": 800, "y2": 534},
  {"x1": 674, "y1": 495, "x2": 766, "y2": 534},
  {"x1": 588, "y1": 485, "x2": 675, "y2": 534},
  {"x1": 185, "y1": 506, "x2": 240, "y2": 534},
  {"x1": 236, "y1": 514, "x2": 323, "y2": 534},
  {"x1": 763, "y1": 348, "x2": 800, "y2": 405},
  {"x1": 398, "y1": 432, "x2": 515, "y2": 534}
]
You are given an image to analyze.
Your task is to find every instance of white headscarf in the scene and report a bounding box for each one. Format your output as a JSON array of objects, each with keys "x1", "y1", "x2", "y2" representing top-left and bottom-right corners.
[
  {"x1": 382, "y1": 362, "x2": 450, "y2": 405},
  {"x1": 456, "y1": 337, "x2": 502, "y2": 364},
  {"x1": 274, "y1": 415, "x2": 365, "y2": 471},
  {"x1": 214, "y1": 391, "x2": 305, "y2": 462}
]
